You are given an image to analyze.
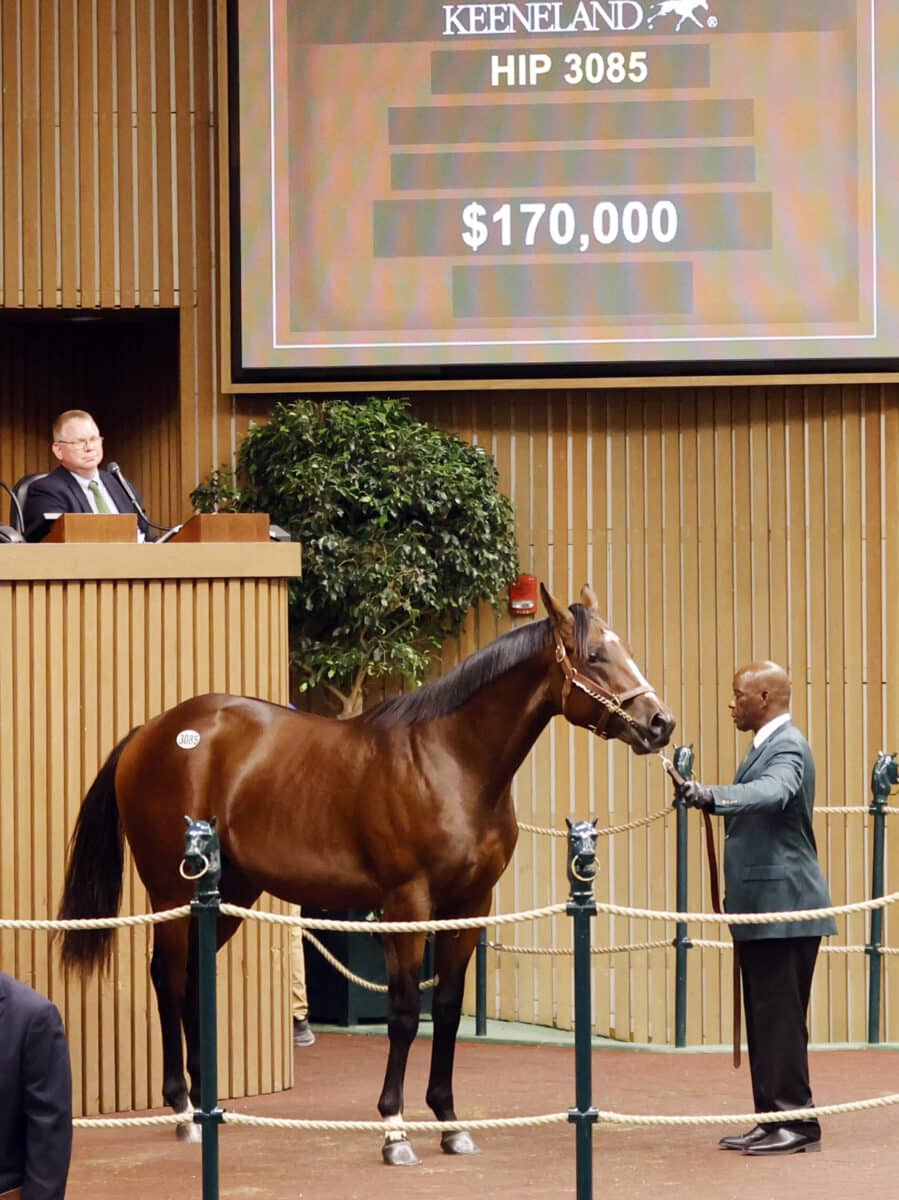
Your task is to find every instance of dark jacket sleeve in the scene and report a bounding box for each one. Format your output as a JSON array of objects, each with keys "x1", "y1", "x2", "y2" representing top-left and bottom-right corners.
[
  {"x1": 21, "y1": 1002, "x2": 73, "y2": 1200},
  {"x1": 22, "y1": 472, "x2": 79, "y2": 543},
  {"x1": 709, "y1": 743, "x2": 804, "y2": 813}
]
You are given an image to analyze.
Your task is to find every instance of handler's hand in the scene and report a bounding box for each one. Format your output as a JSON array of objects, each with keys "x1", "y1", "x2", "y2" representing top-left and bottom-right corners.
[{"x1": 676, "y1": 780, "x2": 715, "y2": 811}]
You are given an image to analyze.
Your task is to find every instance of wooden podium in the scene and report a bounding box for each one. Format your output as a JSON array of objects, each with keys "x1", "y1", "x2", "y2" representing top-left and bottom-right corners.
[
  {"x1": 43, "y1": 512, "x2": 138, "y2": 542},
  {"x1": 170, "y1": 512, "x2": 270, "y2": 542},
  {"x1": 0, "y1": 521, "x2": 301, "y2": 1116}
]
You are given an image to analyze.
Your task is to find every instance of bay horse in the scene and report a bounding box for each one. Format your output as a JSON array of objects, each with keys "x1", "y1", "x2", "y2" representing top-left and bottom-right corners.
[{"x1": 58, "y1": 584, "x2": 674, "y2": 1165}]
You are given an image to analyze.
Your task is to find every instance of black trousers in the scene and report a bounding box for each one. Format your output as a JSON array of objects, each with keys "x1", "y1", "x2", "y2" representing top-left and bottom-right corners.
[{"x1": 738, "y1": 936, "x2": 821, "y2": 1136}]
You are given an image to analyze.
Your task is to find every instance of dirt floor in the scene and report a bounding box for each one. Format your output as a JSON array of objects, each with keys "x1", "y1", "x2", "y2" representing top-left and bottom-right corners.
[{"x1": 65, "y1": 1030, "x2": 899, "y2": 1200}]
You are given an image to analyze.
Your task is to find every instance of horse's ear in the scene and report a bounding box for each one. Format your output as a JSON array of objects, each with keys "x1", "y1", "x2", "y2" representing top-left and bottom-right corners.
[
  {"x1": 580, "y1": 584, "x2": 600, "y2": 613},
  {"x1": 209, "y1": 816, "x2": 217, "y2": 829},
  {"x1": 540, "y1": 583, "x2": 575, "y2": 644},
  {"x1": 184, "y1": 815, "x2": 191, "y2": 826},
  {"x1": 565, "y1": 817, "x2": 573, "y2": 830}
]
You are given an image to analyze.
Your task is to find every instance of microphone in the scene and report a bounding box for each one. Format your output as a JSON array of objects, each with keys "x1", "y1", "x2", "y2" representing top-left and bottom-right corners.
[
  {"x1": 107, "y1": 462, "x2": 170, "y2": 533},
  {"x1": 0, "y1": 479, "x2": 25, "y2": 534}
]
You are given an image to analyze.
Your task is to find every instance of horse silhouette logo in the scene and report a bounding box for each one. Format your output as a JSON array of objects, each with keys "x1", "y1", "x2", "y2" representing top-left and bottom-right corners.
[{"x1": 647, "y1": 0, "x2": 710, "y2": 31}]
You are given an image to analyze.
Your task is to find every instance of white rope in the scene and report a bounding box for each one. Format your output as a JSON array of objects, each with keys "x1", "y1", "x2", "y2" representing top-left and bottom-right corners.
[
  {"x1": 488, "y1": 939, "x2": 892, "y2": 957},
  {"x1": 593, "y1": 890, "x2": 899, "y2": 926},
  {"x1": 74, "y1": 1113, "x2": 193, "y2": 1129},
  {"x1": 690, "y1": 939, "x2": 891, "y2": 955},
  {"x1": 219, "y1": 902, "x2": 567, "y2": 933},
  {"x1": 74, "y1": 1092, "x2": 898, "y2": 1135},
  {"x1": 488, "y1": 940, "x2": 673, "y2": 956},
  {"x1": 594, "y1": 1093, "x2": 899, "y2": 1127},
  {"x1": 0, "y1": 905, "x2": 192, "y2": 931},
  {"x1": 4, "y1": 889, "x2": 897, "y2": 938},
  {"x1": 299, "y1": 929, "x2": 436, "y2": 993},
  {"x1": 221, "y1": 1112, "x2": 569, "y2": 1132},
  {"x1": 818, "y1": 806, "x2": 899, "y2": 815},
  {"x1": 219, "y1": 1092, "x2": 899, "y2": 1130},
  {"x1": 517, "y1": 805, "x2": 898, "y2": 840},
  {"x1": 518, "y1": 808, "x2": 672, "y2": 839},
  {"x1": 221, "y1": 890, "x2": 899, "y2": 934}
]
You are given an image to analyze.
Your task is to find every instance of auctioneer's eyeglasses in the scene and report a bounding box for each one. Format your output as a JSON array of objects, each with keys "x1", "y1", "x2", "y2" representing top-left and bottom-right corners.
[{"x1": 54, "y1": 436, "x2": 104, "y2": 448}]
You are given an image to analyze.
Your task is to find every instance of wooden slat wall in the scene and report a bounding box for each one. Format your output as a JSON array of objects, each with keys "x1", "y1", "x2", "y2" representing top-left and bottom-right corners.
[
  {"x1": 1, "y1": 1, "x2": 897, "y2": 1052},
  {"x1": 0, "y1": 568, "x2": 293, "y2": 1116},
  {"x1": 411, "y1": 385, "x2": 899, "y2": 1046},
  {"x1": 0, "y1": 0, "x2": 218, "y2": 524}
]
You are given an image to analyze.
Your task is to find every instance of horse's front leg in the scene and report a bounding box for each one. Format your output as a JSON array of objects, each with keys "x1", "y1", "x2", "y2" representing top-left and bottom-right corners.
[
  {"x1": 378, "y1": 926, "x2": 428, "y2": 1165},
  {"x1": 426, "y1": 917, "x2": 486, "y2": 1156}
]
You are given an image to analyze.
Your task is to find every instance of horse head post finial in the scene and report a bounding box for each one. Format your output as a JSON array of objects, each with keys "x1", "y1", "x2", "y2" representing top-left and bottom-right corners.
[
  {"x1": 181, "y1": 816, "x2": 222, "y2": 902},
  {"x1": 871, "y1": 752, "x2": 899, "y2": 809},
  {"x1": 672, "y1": 744, "x2": 694, "y2": 783},
  {"x1": 566, "y1": 818, "x2": 599, "y2": 900}
]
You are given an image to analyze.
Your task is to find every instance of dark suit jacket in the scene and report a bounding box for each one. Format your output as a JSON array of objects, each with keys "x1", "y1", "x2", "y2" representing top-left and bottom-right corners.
[
  {"x1": 709, "y1": 722, "x2": 838, "y2": 942},
  {"x1": 23, "y1": 464, "x2": 151, "y2": 542},
  {"x1": 0, "y1": 972, "x2": 73, "y2": 1200}
]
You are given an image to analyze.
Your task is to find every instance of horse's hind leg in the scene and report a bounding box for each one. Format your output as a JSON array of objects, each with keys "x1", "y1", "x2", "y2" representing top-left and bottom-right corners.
[
  {"x1": 181, "y1": 877, "x2": 262, "y2": 1119},
  {"x1": 378, "y1": 925, "x2": 429, "y2": 1166},
  {"x1": 149, "y1": 918, "x2": 200, "y2": 1141},
  {"x1": 426, "y1": 917, "x2": 487, "y2": 1155}
]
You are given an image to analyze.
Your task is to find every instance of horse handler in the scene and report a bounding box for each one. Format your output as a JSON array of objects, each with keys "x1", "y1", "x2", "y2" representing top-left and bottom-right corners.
[
  {"x1": 676, "y1": 660, "x2": 836, "y2": 1155},
  {"x1": 0, "y1": 971, "x2": 73, "y2": 1198}
]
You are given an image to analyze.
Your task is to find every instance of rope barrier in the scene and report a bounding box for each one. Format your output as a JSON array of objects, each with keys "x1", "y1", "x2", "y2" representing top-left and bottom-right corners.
[
  {"x1": 300, "y1": 928, "x2": 436, "y2": 993},
  {"x1": 0, "y1": 906, "x2": 192, "y2": 931},
  {"x1": 220, "y1": 1112, "x2": 569, "y2": 1132},
  {"x1": 74, "y1": 1113, "x2": 193, "y2": 1129},
  {"x1": 518, "y1": 808, "x2": 672, "y2": 838},
  {"x1": 215, "y1": 889, "x2": 899, "y2": 935},
  {"x1": 72, "y1": 1091, "x2": 899, "y2": 1135},
  {"x1": 3, "y1": 891, "x2": 896, "y2": 937},
  {"x1": 515, "y1": 804, "x2": 899, "y2": 840},
  {"x1": 486, "y1": 940, "x2": 890, "y2": 957},
  {"x1": 592, "y1": 1093, "x2": 899, "y2": 1127},
  {"x1": 219, "y1": 901, "x2": 568, "y2": 933},
  {"x1": 592, "y1": 891, "x2": 899, "y2": 926},
  {"x1": 488, "y1": 940, "x2": 673, "y2": 956}
]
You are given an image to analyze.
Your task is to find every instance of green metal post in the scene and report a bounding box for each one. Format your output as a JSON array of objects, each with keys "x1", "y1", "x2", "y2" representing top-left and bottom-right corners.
[
  {"x1": 566, "y1": 820, "x2": 598, "y2": 1200},
  {"x1": 867, "y1": 753, "x2": 896, "y2": 1044},
  {"x1": 475, "y1": 929, "x2": 487, "y2": 1036},
  {"x1": 185, "y1": 819, "x2": 224, "y2": 1200},
  {"x1": 672, "y1": 745, "x2": 694, "y2": 1048}
]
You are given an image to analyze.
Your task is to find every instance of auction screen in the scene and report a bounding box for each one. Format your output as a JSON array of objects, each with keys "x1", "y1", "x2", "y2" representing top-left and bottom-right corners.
[{"x1": 227, "y1": 0, "x2": 898, "y2": 383}]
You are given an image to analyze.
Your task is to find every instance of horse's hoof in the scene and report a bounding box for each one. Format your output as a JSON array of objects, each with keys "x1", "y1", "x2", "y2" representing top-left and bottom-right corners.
[
  {"x1": 441, "y1": 1130, "x2": 480, "y2": 1155},
  {"x1": 382, "y1": 1139, "x2": 421, "y2": 1166},
  {"x1": 176, "y1": 1119, "x2": 202, "y2": 1144}
]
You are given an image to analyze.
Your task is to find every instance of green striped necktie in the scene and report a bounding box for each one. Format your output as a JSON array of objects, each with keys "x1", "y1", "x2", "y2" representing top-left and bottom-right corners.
[{"x1": 88, "y1": 480, "x2": 112, "y2": 514}]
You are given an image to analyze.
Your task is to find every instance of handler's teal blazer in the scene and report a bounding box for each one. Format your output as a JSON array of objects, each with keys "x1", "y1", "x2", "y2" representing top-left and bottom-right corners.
[{"x1": 709, "y1": 722, "x2": 837, "y2": 942}]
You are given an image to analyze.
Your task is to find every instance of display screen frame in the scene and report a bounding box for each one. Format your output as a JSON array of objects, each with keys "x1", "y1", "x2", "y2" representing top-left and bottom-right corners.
[{"x1": 221, "y1": 0, "x2": 899, "y2": 392}]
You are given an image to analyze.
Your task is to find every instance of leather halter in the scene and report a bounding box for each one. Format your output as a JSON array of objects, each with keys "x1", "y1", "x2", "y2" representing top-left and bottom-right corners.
[{"x1": 553, "y1": 629, "x2": 655, "y2": 738}]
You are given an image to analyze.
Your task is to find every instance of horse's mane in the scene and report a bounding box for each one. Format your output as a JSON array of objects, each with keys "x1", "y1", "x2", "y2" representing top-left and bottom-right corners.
[{"x1": 362, "y1": 605, "x2": 591, "y2": 728}]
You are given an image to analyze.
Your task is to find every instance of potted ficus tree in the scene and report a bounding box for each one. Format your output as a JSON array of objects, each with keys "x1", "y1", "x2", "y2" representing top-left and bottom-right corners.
[{"x1": 191, "y1": 395, "x2": 519, "y2": 715}]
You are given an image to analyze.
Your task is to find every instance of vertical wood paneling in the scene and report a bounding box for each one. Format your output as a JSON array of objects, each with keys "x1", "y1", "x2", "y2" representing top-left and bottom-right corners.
[
  {"x1": 0, "y1": 0, "x2": 897, "y2": 1057},
  {"x1": 1, "y1": 0, "x2": 216, "y2": 516},
  {"x1": 0, "y1": 567, "x2": 294, "y2": 1116}
]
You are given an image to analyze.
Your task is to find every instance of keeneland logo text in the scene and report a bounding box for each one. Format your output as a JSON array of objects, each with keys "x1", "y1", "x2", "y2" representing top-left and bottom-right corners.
[
  {"x1": 440, "y1": 3, "x2": 716, "y2": 35},
  {"x1": 442, "y1": 3, "x2": 646, "y2": 35}
]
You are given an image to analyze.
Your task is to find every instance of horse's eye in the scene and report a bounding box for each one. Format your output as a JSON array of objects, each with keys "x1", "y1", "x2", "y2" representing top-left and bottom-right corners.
[{"x1": 587, "y1": 650, "x2": 602, "y2": 665}]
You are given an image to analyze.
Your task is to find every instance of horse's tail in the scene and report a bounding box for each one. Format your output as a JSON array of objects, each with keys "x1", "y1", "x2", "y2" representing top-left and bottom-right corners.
[{"x1": 58, "y1": 727, "x2": 139, "y2": 974}]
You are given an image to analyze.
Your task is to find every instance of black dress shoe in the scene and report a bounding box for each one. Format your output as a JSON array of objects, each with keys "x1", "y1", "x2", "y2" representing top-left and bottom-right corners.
[
  {"x1": 718, "y1": 1125, "x2": 768, "y2": 1151},
  {"x1": 743, "y1": 1127, "x2": 821, "y2": 1155}
]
